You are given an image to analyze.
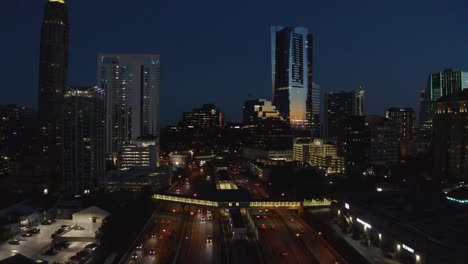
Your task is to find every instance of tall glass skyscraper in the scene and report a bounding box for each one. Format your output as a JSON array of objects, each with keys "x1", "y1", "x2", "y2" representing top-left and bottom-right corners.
[
  {"x1": 420, "y1": 69, "x2": 468, "y2": 128},
  {"x1": 37, "y1": 0, "x2": 69, "y2": 192},
  {"x1": 271, "y1": 26, "x2": 319, "y2": 135},
  {"x1": 98, "y1": 54, "x2": 160, "y2": 155}
]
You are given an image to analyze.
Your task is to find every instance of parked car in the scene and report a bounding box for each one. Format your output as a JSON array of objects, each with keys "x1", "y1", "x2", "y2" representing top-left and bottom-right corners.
[
  {"x1": 8, "y1": 239, "x2": 20, "y2": 245},
  {"x1": 85, "y1": 243, "x2": 98, "y2": 251},
  {"x1": 74, "y1": 225, "x2": 85, "y2": 230},
  {"x1": 30, "y1": 227, "x2": 40, "y2": 234},
  {"x1": 44, "y1": 248, "x2": 59, "y2": 256},
  {"x1": 69, "y1": 255, "x2": 82, "y2": 261},
  {"x1": 55, "y1": 242, "x2": 71, "y2": 249},
  {"x1": 76, "y1": 250, "x2": 90, "y2": 257}
]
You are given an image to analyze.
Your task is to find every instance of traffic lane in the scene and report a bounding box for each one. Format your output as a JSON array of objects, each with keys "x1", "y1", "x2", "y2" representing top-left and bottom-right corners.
[
  {"x1": 253, "y1": 212, "x2": 299, "y2": 264},
  {"x1": 178, "y1": 207, "x2": 216, "y2": 264},
  {"x1": 267, "y1": 210, "x2": 313, "y2": 264},
  {"x1": 279, "y1": 209, "x2": 346, "y2": 264}
]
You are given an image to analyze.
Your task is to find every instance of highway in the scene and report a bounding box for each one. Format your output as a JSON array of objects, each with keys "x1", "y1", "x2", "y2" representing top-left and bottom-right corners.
[
  {"x1": 126, "y1": 203, "x2": 184, "y2": 264},
  {"x1": 176, "y1": 206, "x2": 221, "y2": 264}
]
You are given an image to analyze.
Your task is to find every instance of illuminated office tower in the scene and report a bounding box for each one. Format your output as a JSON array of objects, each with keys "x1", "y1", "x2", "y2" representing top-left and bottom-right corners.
[
  {"x1": 98, "y1": 54, "x2": 160, "y2": 155},
  {"x1": 37, "y1": 0, "x2": 69, "y2": 192},
  {"x1": 271, "y1": 26, "x2": 318, "y2": 134}
]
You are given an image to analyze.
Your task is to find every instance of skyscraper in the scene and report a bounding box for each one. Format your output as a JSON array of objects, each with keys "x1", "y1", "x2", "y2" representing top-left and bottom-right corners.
[
  {"x1": 98, "y1": 54, "x2": 161, "y2": 155},
  {"x1": 271, "y1": 26, "x2": 318, "y2": 134},
  {"x1": 63, "y1": 86, "x2": 105, "y2": 194},
  {"x1": 324, "y1": 88, "x2": 365, "y2": 138},
  {"x1": 384, "y1": 107, "x2": 416, "y2": 159},
  {"x1": 433, "y1": 90, "x2": 468, "y2": 183},
  {"x1": 37, "y1": 0, "x2": 69, "y2": 192},
  {"x1": 420, "y1": 69, "x2": 468, "y2": 128}
]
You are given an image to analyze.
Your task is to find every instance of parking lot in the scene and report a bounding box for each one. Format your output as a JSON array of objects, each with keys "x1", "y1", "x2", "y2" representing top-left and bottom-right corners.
[
  {"x1": 40, "y1": 241, "x2": 90, "y2": 263},
  {"x1": 0, "y1": 219, "x2": 73, "y2": 261}
]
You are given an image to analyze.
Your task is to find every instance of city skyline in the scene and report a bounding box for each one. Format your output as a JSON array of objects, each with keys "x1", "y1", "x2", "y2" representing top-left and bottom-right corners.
[{"x1": 1, "y1": 0, "x2": 466, "y2": 125}]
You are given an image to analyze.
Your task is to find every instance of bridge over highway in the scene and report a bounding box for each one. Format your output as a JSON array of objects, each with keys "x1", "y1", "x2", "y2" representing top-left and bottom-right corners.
[{"x1": 153, "y1": 194, "x2": 333, "y2": 209}]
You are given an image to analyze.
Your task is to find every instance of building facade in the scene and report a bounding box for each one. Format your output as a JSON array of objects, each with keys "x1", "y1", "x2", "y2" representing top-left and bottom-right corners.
[
  {"x1": 63, "y1": 86, "x2": 105, "y2": 194},
  {"x1": 243, "y1": 99, "x2": 283, "y2": 126},
  {"x1": 271, "y1": 26, "x2": 319, "y2": 134},
  {"x1": 293, "y1": 138, "x2": 344, "y2": 174},
  {"x1": 324, "y1": 88, "x2": 365, "y2": 138},
  {"x1": 385, "y1": 108, "x2": 416, "y2": 159},
  {"x1": 98, "y1": 54, "x2": 160, "y2": 155},
  {"x1": 433, "y1": 90, "x2": 468, "y2": 183},
  {"x1": 343, "y1": 116, "x2": 399, "y2": 167},
  {"x1": 37, "y1": 0, "x2": 69, "y2": 192},
  {"x1": 182, "y1": 104, "x2": 223, "y2": 129},
  {"x1": 420, "y1": 69, "x2": 468, "y2": 129},
  {"x1": 118, "y1": 138, "x2": 159, "y2": 170}
]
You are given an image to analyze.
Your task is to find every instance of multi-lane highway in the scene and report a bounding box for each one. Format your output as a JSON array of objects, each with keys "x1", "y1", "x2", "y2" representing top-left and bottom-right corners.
[{"x1": 176, "y1": 206, "x2": 221, "y2": 264}]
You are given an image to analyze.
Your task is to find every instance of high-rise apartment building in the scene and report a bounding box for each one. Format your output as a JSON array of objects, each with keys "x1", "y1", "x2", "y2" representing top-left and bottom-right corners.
[
  {"x1": 37, "y1": 0, "x2": 69, "y2": 192},
  {"x1": 385, "y1": 108, "x2": 416, "y2": 159},
  {"x1": 271, "y1": 26, "x2": 319, "y2": 134},
  {"x1": 98, "y1": 54, "x2": 160, "y2": 155},
  {"x1": 420, "y1": 69, "x2": 468, "y2": 128},
  {"x1": 324, "y1": 88, "x2": 365, "y2": 138},
  {"x1": 63, "y1": 86, "x2": 105, "y2": 195},
  {"x1": 433, "y1": 90, "x2": 468, "y2": 183}
]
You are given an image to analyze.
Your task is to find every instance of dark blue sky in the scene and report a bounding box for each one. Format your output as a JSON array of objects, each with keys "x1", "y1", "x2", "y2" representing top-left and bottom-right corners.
[{"x1": 1, "y1": 0, "x2": 467, "y2": 125}]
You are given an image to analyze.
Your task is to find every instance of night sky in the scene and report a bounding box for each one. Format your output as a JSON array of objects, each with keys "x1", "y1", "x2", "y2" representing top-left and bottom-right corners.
[{"x1": 1, "y1": 0, "x2": 467, "y2": 126}]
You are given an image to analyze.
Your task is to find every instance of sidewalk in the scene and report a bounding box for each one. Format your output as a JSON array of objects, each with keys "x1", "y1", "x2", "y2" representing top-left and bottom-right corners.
[{"x1": 307, "y1": 208, "x2": 400, "y2": 264}]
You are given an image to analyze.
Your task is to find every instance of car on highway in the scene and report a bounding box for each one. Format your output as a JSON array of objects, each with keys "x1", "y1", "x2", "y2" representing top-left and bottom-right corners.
[
  {"x1": 270, "y1": 225, "x2": 276, "y2": 231},
  {"x1": 8, "y1": 239, "x2": 20, "y2": 245},
  {"x1": 131, "y1": 253, "x2": 138, "y2": 259},
  {"x1": 290, "y1": 218, "x2": 295, "y2": 222},
  {"x1": 206, "y1": 235, "x2": 213, "y2": 243},
  {"x1": 149, "y1": 249, "x2": 156, "y2": 255},
  {"x1": 280, "y1": 250, "x2": 289, "y2": 256},
  {"x1": 299, "y1": 228, "x2": 305, "y2": 233},
  {"x1": 331, "y1": 258, "x2": 340, "y2": 263},
  {"x1": 151, "y1": 233, "x2": 157, "y2": 238},
  {"x1": 201, "y1": 216, "x2": 206, "y2": 222},
  {"x1": 208, "y1": 215, "x2": 212, "y2": 221},
  {"x1": 136, "y1": 243, "x2": 143, "y2": 250},
  {"x1": 260, "y1": 224, "x2": 266, "y2": 229}
]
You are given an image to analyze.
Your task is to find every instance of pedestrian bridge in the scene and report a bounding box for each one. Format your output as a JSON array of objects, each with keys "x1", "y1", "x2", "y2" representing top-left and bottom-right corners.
[{"x1": 153, "y1": 194, "x2": 333, "y2": 208}]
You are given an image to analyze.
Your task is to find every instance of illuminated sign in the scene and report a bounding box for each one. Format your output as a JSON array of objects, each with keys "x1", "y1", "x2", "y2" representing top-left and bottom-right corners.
[
  {"x1": 345, "y1": 203, "x2": 350, "y2": 209},
  {"x1": 402, "y1": 244, "x2": 414, "y2": 253},
  {"x1": 356, "y1": 218, "x2": 372, "y2": 229}
]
